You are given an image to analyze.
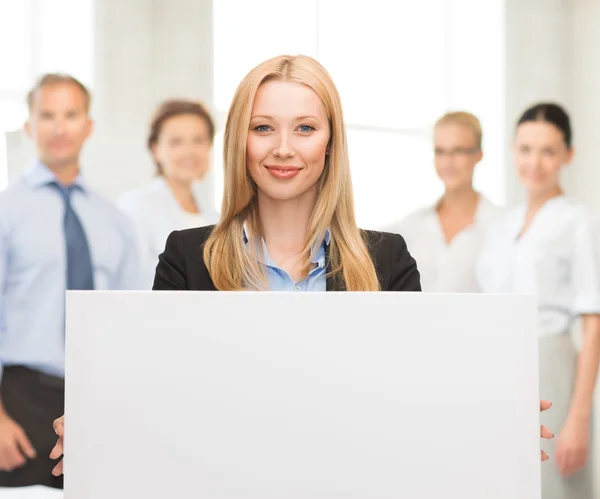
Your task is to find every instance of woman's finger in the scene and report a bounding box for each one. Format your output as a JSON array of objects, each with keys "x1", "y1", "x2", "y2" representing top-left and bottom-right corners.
[
  {"x1": 52, "y1": 459, "x2": 63, "y2": 477},
  {"x1": 541, "y1": 425, "x2": 554, "y2": 440},
  {"x1": 49, "y1": 439, "x2": 63, "y2": 460},
  {"x1": 53, "y1": 416, "x2": 64, "y2": 437}
]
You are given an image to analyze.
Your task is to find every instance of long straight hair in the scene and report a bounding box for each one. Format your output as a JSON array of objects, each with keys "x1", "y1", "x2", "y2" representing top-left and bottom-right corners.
[{"x1": 203, "y1": 55, "x2": 380, "y2": 291}]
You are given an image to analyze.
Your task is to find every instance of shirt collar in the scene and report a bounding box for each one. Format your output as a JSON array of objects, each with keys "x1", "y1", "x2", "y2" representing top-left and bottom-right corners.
[
  {"x1": 473, "y1": 195, "x2": 495, "y2": 223},
  {"x1": 429, "y1": 193, "x2": 491, "y2": 223},
  {"x1": 242, "y1": 224, "x2": 331, "y2": 268},
  {"x1": 152, "y1": 175, "x2": 205, "y2": 213},
  {"x1": 24, "y1": 159, "x2": 89, "y2": 194}
]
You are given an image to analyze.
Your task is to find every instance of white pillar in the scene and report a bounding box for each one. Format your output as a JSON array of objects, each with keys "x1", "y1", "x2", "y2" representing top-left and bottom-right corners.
[
  {"x1": 503, "y1": 0, "x2": 573, "y2": 205},
  {"x1": 83, "y1": 0, "x2": 155, "y2": 197},
  {"x1": 571, "y1": 0, "x2": 600, "y2": 212},
  {"x1": 85, "y1": 0, "x2": 215, "y2": 205}
]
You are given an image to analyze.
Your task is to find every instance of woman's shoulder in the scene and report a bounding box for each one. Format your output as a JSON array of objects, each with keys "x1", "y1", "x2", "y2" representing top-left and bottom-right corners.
[
  {"x1": 552, "y1": 196, "x2": 594, "y2": 219},
  {"x1": 117, "y1": 179, "x2": 171, "y2": 213},
  {"x1": 361, "y1": 229, "x2": 409, "y2": 249},
  {"x1": 359, "y1": 229, "x2": 421, "y2": 291},
  {"x1": 386, "y1": 205, "x2": 434, "y2": 235},
  {"x1": 154, "y1": 225, "x2": 217, "y2": 291},
  {"x1": 199, "y1": 209, "x2": 221, "y2": 226},
  {"x1": 545, "y1": 197, "x2": 600, "y2": 239},
  {"x1": 170, "y1": 224, "x2": 217, "y2": 248},
  {"x1": 476, "y1": 195, "x2": 505, "y2": 222}
]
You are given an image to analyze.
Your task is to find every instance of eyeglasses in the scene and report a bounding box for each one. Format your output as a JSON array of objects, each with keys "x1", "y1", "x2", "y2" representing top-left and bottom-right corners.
[{"x1": 434, "y1": 147, "x2": 480, "y2": 158}]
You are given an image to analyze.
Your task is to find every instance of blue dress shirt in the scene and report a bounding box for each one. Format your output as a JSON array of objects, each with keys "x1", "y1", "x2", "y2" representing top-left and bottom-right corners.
[
  {"x1": 244, "y1": 226, "x2": 330, "y2": 291},
  {"x1": 0, "y1": 161, "x2": 143, "y2": 381}
]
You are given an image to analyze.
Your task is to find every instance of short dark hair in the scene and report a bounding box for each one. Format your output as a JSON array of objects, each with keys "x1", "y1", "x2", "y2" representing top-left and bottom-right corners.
[
  {"x1": 516, "y1": 103, "x2": 572, "y2": 148},
  {"x1": 148, "y1": 99, "x2": 216, "y2": 175},
  {"x1": 27, "y1": 73, "x2": 91, "y2": 112}
]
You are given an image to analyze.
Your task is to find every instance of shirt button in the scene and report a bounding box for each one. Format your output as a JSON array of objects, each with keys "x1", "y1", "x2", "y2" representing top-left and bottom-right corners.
[{"x1": 294, "y1": 285, "x2": 301, "y2": 291}]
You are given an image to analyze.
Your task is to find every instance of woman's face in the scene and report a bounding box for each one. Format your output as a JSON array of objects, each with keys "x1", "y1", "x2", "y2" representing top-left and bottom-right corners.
[
  {"x1": 433, "y1": 123, "x2": 482, "y2": 192},
  {"x1": 513, "y1": 121, "x2": 573, "y2": 197},
  {"x1": 152, "y1": 114, "x2": 212, "y2": 184},
  {"x1": 246, "y1": 80, "x2": 331, "y2": 205}
]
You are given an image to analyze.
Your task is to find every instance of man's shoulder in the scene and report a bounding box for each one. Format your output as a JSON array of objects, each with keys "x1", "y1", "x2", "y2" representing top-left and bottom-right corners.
[
  {"x1": 0, "y1": 178, "x2": 32, "y2": 201},
  {"x1": 85, "y1": 189, "x2": 140, "y2": 236},
  {"x1": 0, "y1": 179, "x2": 37, "y2": 225}
]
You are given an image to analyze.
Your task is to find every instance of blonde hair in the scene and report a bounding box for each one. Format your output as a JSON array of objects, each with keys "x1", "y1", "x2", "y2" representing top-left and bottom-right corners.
[
  {"x1": 27, "y1": 73, "x2": 91, "y2": 112},
  {"x1": 203, "y1": 54, "x2": 380, "y2": 291},
  {"x1": 435, "y1": 111, "x2": 482, "y2": 150}
]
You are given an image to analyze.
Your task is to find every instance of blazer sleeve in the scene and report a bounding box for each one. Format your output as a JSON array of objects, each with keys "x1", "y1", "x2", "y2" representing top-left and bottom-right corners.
[
  {"x1": 153, "y1": 230, "x2": 188, "y2": 290},
  {"x1": 388, "y1": 233, "x2": 422, "y2": 291}
]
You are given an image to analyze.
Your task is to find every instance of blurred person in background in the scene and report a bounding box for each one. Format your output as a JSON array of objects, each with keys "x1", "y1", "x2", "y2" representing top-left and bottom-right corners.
[
  {"x1": 477, "y1": 103, "x2": 600, "y2": 499},
  {"x1": 118, "y1": 100, "x2": 219, "y2": 287},
  {"x1": 0, "y1": 74, "x2": 142, "y2": 489},
  {"x1": 389, "y1": 112, "x2": 501, "y2": 292}
]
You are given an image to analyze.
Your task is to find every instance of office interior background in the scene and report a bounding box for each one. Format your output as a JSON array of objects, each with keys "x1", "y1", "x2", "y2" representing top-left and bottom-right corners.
[{"x1": 1, "y1": 0, "x2": 600, "y2": 493}]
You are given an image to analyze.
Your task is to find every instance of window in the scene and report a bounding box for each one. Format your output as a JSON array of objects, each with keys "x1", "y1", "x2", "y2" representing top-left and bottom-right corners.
[
  {"x1": 213, "y1": 0, "x2": 505, "y2": 227},
  {"x1": 0, "y1": 0, "x2": 94, "y2": 190}
]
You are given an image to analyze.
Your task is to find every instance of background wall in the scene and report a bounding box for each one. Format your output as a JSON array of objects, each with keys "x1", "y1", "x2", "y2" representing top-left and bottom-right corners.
[
  {"x1": 87, "y1": 0, "x2": 215, "y2": 204},
  {"x1": 6, "y1": 1, "x2": 600, "y2": 214},
  {"x1": 505, "y1": 0, "x2": 600, "y2": 215}
]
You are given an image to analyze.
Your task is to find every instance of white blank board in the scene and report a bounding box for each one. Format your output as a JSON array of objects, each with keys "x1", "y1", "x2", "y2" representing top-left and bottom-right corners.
[
  {"x1": 0, "y1": 486, "x2": 62, "y2": 499},
  {"x1": 64, "y1": 292, "x2": 540, "y2": 499}
]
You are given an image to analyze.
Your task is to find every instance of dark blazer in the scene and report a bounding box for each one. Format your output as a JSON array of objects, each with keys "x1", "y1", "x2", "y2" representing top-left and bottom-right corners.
[{"x1": 153, "y1": 225, "x2": 421, "y2": 292}]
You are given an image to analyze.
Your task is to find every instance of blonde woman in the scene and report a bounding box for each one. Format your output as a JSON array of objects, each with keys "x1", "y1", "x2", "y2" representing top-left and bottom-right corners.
[
  {"x1": 152, "y1": 55, "x2": 421, "y2": 292},
  {"x1": 50, "y1": 56, "x2": 553, "y2": 474},
  {"x1": 390, "y1": 112, "x2": 501, "y2": 292}
]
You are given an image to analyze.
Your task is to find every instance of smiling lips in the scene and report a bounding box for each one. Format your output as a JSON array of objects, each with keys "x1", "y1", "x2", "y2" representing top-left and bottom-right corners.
[
  {"x1": 265, "y1": 165, "x2": 301, "y2": 179},
  {"x1": 49, "y1": 140, "x2": 72, "y2": 150}
]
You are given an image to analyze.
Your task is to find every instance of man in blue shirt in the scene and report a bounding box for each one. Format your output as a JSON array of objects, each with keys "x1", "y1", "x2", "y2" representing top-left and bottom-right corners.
[{"x1": 0, "y1": 74, "x2": 142, "y2": 488}]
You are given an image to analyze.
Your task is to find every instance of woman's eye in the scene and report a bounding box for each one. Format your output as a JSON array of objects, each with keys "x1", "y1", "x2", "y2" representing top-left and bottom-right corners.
[
  {"x1": 298, "y1": 125, "x2": 314, "y2": 133},
  {"x1": 255, "y1": 125, "x2": 271, "y2": 132}
]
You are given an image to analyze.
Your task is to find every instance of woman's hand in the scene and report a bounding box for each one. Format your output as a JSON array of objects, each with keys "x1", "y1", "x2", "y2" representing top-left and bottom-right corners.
[
  {"x1": 49, "y1": 415, "x2": 64, "y2": 476},
  {"x1": 540, "y1": 400, "x2": 554, "y2": 461},
  {"x1": 555, "y1": 413, "x2": 590, "y2": 476}
]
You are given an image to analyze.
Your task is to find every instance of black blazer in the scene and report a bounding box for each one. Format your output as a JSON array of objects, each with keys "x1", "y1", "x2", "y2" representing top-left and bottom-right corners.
[{"x1": 153, "y1": 225, "x2": 421, "y2": 292}]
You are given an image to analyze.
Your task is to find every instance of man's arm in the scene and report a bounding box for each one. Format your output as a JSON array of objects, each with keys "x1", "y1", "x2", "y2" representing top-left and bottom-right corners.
[{"x1": 0, "y1": 218, "x2": 36, "y2": 471}]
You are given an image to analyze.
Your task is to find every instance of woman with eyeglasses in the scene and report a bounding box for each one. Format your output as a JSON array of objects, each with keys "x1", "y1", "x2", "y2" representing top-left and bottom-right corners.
[{"x1": 389, "y1": 112, "x2": 501, "y2": 292}]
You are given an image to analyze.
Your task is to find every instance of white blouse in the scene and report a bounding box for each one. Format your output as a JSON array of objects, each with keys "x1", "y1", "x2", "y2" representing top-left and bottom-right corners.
[
  {"x1": 117, "y1": 177, "x2": 220, "y2": 288},
  {"x1": 476, "y1": 196, "x2": 600, "y2": 337},
  {"x1": 391, "y1": 195, "x2": 501, "y2": 292}
]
